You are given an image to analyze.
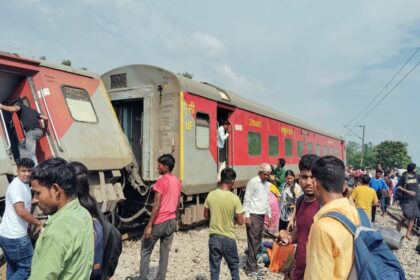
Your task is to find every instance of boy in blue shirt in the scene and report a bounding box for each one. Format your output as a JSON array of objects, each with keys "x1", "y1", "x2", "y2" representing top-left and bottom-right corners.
[{"x1": 369, "y1": 169, "x2": 389, "y2": 222}]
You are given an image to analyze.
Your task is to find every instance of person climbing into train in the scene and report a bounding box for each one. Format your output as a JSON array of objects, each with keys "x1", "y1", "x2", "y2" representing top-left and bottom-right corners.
[
  {"x1": 30, "y1": 157, "x2": 94, "y2": 279},
  {"x1": 0, "y1": 99, "x2": 48, "y2": 165},
  {"x1": 204, "y1": 167, "x2": 244, "y2": 280},
  {"x1": 71, "y1": 161, "x2": 122, "y2": 280},
  {"x1": 139, "y1": 154, "x2": 182, "y2": 280},
  {"x1": 217, "y1": 120, "x2": 230, "y2": 181},
  {"x1": 273, "y1": 158, "x2": 286, "y2": 192},
  {"x1": 279, "y1": 170, "x2": 302, "y2": 230},
  {"x1": 277, "y1": 154, "x2": 320, "y2": 280},
  {"x1": 0, "y1": 158, "x2": 42, "y2": 279},
  {"x1": 243, "y1": 163, "x2": 271, "y2": 278},
  {"x1": 396, "y1": 163, "x2": 420, "y2": 240}
]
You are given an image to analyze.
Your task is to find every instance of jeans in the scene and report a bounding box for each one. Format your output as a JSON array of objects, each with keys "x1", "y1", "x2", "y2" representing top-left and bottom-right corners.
[
  {"x1": 0, "y1": 235, "x2": 33, "y2": 280},
  {"x1": 140, "y1": 219, "x2": 177, "y2": 280},
  {"x1": 209, "y1": 234, "x2": 240, "y2": 280},
  {"x1": 19, "y1": 128, "x2": 43, "y2": 165}
]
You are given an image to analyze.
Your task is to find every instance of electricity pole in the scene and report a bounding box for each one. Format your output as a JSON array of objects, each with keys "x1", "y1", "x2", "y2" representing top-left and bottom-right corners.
[{"x1": 359, "y1": 125, "x2": 365, "y2": 167}]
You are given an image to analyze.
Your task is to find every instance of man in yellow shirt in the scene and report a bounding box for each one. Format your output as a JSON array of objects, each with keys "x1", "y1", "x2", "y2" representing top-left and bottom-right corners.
[
  {"x1": 305, "y1": 156, "x2": 360, "y2": 280},
  {"x1": 350, "y1": 174, "x2": 379, "y2": 219}
]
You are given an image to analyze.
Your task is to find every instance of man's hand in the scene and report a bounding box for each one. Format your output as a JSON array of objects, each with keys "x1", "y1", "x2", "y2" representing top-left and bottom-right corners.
[
  {"x1": 277, "y1": 230, "x2": 292, "y2": 246},
  {"x1": 267, "y1": 217, "x2": 272, "y2": 228},
  {"x1": 287, "y1": 220, "x2": 294, "y2": 232},
  {"x1": 245, "y1": 217, "x2": 252, "y2": 227},
  {"x1": 144, "y1": 225, "x2": 153, "y2": 239},
  {"x1": 34, "y1": 221, "x2": 44, "y2": 235}
]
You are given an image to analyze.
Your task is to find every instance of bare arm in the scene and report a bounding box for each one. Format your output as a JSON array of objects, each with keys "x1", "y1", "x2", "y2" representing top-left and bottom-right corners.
[
  {"x1": 14, "y1": 202, "x2": 42, "y2": 227},
  {"x1": 39, "y1": 114, "x2": 48, "y2": 121},
  {"x1": 235, "y1": 213, "x2": 244, "y2": 225},
  {"x1": 204, "y1": 207, "x2": 210, "y2": 219},
  {"x1": 0, "y1": 104, "x2": 21, "y2": 112},
  {"x1": 144, "y1": 192, "x2": 161, "y2": 238}
]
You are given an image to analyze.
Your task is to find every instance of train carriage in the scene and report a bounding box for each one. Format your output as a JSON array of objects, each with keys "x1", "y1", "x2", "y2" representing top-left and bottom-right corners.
[{"x1": 101, "y1": 64, "x2": 345, "y2": 226}]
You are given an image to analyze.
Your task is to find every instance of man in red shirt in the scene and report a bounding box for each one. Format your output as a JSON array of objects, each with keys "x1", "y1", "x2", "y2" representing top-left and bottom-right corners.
[
  {"x1": 140, "y1": 154, "x2": 182, "y2": 280},
  {"x1": 278, "y1": 154, "x2": 320, "y2": 280}
]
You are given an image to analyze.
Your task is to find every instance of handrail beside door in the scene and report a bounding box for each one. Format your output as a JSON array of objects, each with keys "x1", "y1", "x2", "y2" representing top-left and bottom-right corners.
[
  {"x1": 0, "y1": 109, "x2": 11, "y2": 151},
  {"x1": 39, "y1": 88, "x2": 63, "y2": 152}
]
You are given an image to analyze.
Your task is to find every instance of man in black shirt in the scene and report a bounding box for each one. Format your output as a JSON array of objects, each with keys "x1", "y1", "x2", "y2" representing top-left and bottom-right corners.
[{"x1": 0, "y1": 100, "x2": 47, "y2": 165}]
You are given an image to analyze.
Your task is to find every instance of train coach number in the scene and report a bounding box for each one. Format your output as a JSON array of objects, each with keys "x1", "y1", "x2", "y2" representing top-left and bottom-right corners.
[{"x1": 248, "y1": 119, "x2": 262, "y2": 128}]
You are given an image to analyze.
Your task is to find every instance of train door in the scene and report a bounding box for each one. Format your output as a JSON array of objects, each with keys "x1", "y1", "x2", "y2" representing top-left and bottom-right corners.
[{"x1": 217, "y1": 105, "x2": 235, "y2": 172}]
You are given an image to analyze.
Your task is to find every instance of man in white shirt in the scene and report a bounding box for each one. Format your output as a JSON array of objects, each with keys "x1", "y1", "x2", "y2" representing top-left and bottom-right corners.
[
  {"x1": 243, "y1": 163, "x2": 271, "y2": 278},
  {"x1": 217, "y1": 120, "x2": 230, "y2": 181},
  {"x1": 0, "y1": 158, "x2": 42, "y2": 279}
]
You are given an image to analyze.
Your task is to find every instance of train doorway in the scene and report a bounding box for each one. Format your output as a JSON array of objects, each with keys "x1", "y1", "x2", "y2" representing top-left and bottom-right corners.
[{"x1": 217, "y1": 105, "x2": 234, "y2": 175}]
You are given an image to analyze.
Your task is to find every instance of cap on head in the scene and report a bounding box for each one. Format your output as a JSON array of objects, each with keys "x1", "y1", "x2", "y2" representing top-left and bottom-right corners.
[{"x1": 259, "y1": 163, "x2": 271, "y2": 173}]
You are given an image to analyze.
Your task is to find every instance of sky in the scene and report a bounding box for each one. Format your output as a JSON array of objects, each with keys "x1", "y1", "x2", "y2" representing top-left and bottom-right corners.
[{"x1": 1, "y1": 0, "x2": 420, "y2": 164}]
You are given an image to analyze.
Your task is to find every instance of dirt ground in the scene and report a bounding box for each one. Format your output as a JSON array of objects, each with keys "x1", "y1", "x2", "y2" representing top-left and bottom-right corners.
[{"x1": 114, "y1": 205, "x2": 419, "y2": 280}]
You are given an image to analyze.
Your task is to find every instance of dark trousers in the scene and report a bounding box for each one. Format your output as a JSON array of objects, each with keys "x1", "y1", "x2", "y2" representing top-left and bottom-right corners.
[
  {"x1": 246, "y1": 214, "x2": 265, "y2": 273},
  {"x1": 209, "y1": 234, "x2": 240, "y2": 280},
  {"x1": 371, "y1": 206, "x2": 377, "y2": 222},
  {"x1": 0, "y1": 235, "x2": 33, "y2": 280},
  {"x1": 140, "y1": 219, "x2": 177, "y2": 280}
]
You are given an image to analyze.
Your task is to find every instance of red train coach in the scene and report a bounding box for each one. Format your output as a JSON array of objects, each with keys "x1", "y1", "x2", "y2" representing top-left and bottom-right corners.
[
  {"x1": 101, "y1": 64, "x2": 345, "y2": 226},
  {"x1": 0, "y1": 53, "x2": 137, "y2": 218}
]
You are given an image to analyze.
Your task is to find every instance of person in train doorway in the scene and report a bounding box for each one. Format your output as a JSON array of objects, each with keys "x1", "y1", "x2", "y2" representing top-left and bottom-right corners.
[
  {"x1": 0, "y1": 158, "x2": 43, "y2": 279},
  {"x1": 243, "y1": 163, "x2": 271, "y2": 278},
  {"x1": 277, "y1": 154, "x2": 320, "y2": 280},
  {"x1": 0, "y1": 99, "x2": 48, "y2": 165},
  {"x1": 217, "y1": 120, "x2": 230, "y2": 182},
  {"x1": 273, "y1": 158, "x2": 286, "y2": 192},
  {"x1": 29, "y1": 157, "x2": 94, "y2": 279},
  {"x1": 204, "y1": 167, "x2": 244, "y2": 280},
  {"x1": 140, "y1": 154, "x2": 182, "y2": 280}
]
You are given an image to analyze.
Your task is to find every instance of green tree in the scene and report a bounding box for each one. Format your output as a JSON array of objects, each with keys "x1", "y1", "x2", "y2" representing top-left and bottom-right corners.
[
  {"x1": 61, "y1": 59, "x2": 72, "y2": 66},
  {"x1": 346, "y1": 141, "x2": 375, "y2": 168},
  {"x1": 179, "y1": 72, "x2": 193, "y2": 79},
  {"x1": 39, "y1": 56, "x2": 46, "y2": 60},
  {"x1": 373, "y1": 141, "x2": 411, "y2": 170}
]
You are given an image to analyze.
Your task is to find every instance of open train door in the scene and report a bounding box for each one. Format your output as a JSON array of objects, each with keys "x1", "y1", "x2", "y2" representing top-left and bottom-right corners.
[{"x1": 217, "y1": 103, "x2": 235, "y2": 175}]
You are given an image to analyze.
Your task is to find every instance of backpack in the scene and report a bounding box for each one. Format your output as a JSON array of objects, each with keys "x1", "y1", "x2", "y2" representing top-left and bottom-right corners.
[
  {"x1": 323, "y1": 208, "x2": 405, "y2": 280},
  {"x1": 101, "y1": 220, "x2": 123, "y2": 280}
]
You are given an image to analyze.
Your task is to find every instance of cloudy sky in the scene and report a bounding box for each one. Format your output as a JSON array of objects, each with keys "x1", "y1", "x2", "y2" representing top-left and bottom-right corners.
[{"x1": 2, "y1": 0, "x2": 420, "y2": 163}]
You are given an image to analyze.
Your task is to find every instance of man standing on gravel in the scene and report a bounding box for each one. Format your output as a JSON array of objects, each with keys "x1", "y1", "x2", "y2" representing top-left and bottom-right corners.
[
  {"x1": 204, "y1": 167, "x2": 244, "y2": 280},
  {"x1": 140, "y1": 154, "x2": 182, "y2": 280},
  {"x1": 243, "y1": 163, "x2": 271, "y2": 278}
]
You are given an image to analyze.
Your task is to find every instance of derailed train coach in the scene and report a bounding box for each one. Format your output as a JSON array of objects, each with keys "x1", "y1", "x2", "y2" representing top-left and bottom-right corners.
[{"x1": 101, "y1": 64, "x2": 346, "y2": 226}]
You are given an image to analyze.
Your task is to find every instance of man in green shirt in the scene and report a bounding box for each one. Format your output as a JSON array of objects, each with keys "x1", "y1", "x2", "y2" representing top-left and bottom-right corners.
[
  {"x1": 30, "y1": 158, "x2": 94, "y2": 280},
  {"x1": 273, "y1": 158, "x2": 286, "y2": 191},
  {"x1": 204, "y1": 167, "x2": 244, "y2": 280}
]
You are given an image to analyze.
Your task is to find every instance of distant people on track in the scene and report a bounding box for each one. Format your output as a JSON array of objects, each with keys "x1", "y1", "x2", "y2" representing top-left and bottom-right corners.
[
  {"x1": 277, "y1": 154, "x2": 320, "y2": 280},
  {"x1": 273, "y1": 158, "x2": 286, "y2": 191},
  {"x1": 369, "y1": 169, "x2": 388, "y2": 222},
  {"x1": 30, "y1": 157, "x2": 94, "y2": 279},
  {"x1": 305, "y1": 156, "x2": 360, "y2": 279},
  {"x1": 279, "y1": 170, "x2": 302, "y2": 230},
  {"x1": 350, "y1": 174, "x2": 379, "y2": 219},
  {"x1": 0, "y1": 158, "x2": 42, "y2": 279},
  {"x1": 72, "y1": 161, "x2": 122, "y2": 280},
  {"x1": 243, "y1": 163, "x2": 271, "y2": 278},
  {"x1": 204, "y1": 167, "x2": 244, "y2": 280},
  {"x1": 0, "y1": 100, "x2": 48, "y2": 165},
  {"x1": 140, "y1": 154, "x2": 181, "y2": 280},
  {"x1": 396, "y1": 163, "x2": 420, "y2": 240},
  {"x1": 217, "y1": 120, "x2": 230, "y2": 181}
]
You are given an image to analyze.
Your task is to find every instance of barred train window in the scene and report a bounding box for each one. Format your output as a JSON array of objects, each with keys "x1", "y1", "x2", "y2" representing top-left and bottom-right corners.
[
  {"x1": 316, "y1": 144, "x2": 321, "y2": 156},
  {"x1": 248, "y1": 132, "x2": 261, "y2": 155},
  {"x1": 323, "y1": 146, "x2": 328, "y2": 156},
  {"x1": 268, "y1": 136, "x2": 279, "y2": 156},
  {"x1": 62, "y1": 86, "x2": 98, "y2": 123},
  {"x1": 307, "y1": 143, "x2": 313, "y2": 154},
  {"x1": 285, "y1": 138, "x2": 293, "y2": 157},
  {"x1": 196, "y1": 113, "x2": 209, "y2": 149},
  {"x1": 297, "y1": 141, "x2": 304, "y2": 157}
]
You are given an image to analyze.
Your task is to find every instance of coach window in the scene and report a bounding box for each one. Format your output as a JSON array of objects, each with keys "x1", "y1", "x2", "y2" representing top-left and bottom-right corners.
[
  {"x1": 329, "y1": 147, "x2": 334, "y2": 156},
  {"x1": 268, "y1": 135, "x2": 279, "y2": 156},
  {"x1": 297, "y1": 141, "x2": 304, "y2": 157},
  {"x1": 62, "y1": 86, "x2": 98, "y2": 123},
  {"x1": 323, "y1": 146, "x2": 328, "y2": 156},
  {"x1": 285, "y1": 138, "x2": 293, "y2": 157},
  {"x1": 316, "y1": 144, "x2": 321, "y2": 156},
  {"x1": 196, "y1": 113, "x2": 210, "y2": 149},
  {"x1": 307, "y1": 143, "x2": 313, "y2": 154},
  {"x1": 248, "y1": 132, "x2": 261, "y2": 155}
]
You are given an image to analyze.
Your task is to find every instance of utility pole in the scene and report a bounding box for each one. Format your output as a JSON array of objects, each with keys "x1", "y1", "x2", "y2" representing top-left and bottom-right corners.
[{"x1": 359, "y1": 125, "x2": 365, "y2": 167}]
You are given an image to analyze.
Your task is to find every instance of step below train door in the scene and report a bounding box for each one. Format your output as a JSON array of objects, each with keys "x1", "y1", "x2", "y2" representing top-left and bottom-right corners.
[{"x1": 108, "y1": 85, "x2": 156, "y2": 182}]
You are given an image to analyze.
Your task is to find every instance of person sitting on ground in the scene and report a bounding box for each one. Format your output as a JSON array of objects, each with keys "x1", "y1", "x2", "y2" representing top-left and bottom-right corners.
[
  {"x1": 305, "y1": 156, "x2": 360, "y2": 280},
  {"x1": 350, "y1": 174, "x2": 379, "y2": 219},
  {"x1": 72, "y1": 161, "x2": 122, "y2": 280},
  {"x1": 279, "y1": 170, "x2": 302, "y2": 230},
  {"x1": 277, "y1": 154, "x2": 320, "y2": 280},
  {"x1": 396, "y1": 163, "x2": 420, "y2": 240},
  {"x1": 30, "y1": 157, "x2": 94, "y2": 279},
  {"x1": 204, "y1": 167, "x2": 244, "y2": 280}
]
